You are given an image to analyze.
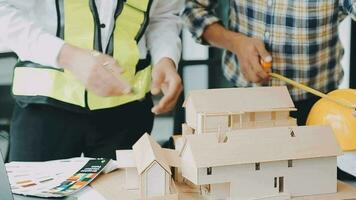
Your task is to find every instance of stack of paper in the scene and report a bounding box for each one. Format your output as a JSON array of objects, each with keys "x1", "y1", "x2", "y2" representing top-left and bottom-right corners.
[{"x1": 5, "y1": 157, "x2": 110, "y2": 198}]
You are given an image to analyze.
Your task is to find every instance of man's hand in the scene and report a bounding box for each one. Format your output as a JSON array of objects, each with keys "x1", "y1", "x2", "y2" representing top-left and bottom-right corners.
[
  {"x1": 151, "y1": 58, "x2": 183, "y2": 115},
  {"x1": 57, "y1": 44, "x2": 131, "y2": 97},
  {"x1": 231, "y1": 33, "x2": 271, "y2": 83},
  {"x1": 202, "y1": 23, "x2": 271, "y2": 83}
]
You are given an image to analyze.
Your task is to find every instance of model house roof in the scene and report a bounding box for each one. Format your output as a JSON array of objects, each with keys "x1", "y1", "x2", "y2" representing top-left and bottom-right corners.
[
  {"x1": 182, "y1": 126, "x2": 342, "y2": 168},
  {"x1": 132, "y1": 133, "x2": 172, "y2": 174},
  {"x1": 183, "y1": 86, "x2": 296, "y2": 114}
]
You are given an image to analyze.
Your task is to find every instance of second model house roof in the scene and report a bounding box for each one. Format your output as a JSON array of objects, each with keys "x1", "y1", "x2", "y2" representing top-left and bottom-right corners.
[
  {"x1": 132, "y1": 133, "x2": 172, "y2": 175},
  {"x1": 182, "y1": 126, "x2": 342, "y2": 168},
  {"x1": 183, "y1": 86, "x2": 296, "y2": 114}
]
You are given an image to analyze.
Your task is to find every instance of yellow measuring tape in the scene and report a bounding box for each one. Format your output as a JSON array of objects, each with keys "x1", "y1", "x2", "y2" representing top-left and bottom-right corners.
[
  {"x1": 260, "y1": 59, "x2": 355, "y2": 110},
  {"x1": 269, "y1": 72, "x2": 356, "y2": 110}
]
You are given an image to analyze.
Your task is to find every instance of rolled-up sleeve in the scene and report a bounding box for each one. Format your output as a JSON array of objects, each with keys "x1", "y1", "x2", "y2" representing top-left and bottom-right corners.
[
  {"x1": 182, "y1": 0, "x2": 220, "y2": 44},
  {"x1": 0, "y1": 0, "x2": 64, "y2": 67},
  {"x1": 146, "y1": 0, "x2": 183, "y2": 68},
  {"x1": 340, "y1": 0, "x2": 356, "y2": 20}
]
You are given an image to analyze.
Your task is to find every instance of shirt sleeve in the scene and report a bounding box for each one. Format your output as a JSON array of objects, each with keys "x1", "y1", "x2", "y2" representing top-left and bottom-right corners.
[
  {"x1": 0, "y1": 0, "x2": 65, "y2": 68},
  {"x1": 181, "y1": 0, "x2": 221, "y2": 44},
  {"x1": 146, "y1": 0, "x2": 183, "y2": 68},
  {"x1": 340, "y1": 0, "x2": 356, "y2": 21}
]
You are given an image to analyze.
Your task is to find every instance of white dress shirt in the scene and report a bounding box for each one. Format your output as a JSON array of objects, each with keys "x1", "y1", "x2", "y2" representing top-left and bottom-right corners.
[{"x1": 0, "y1": 0, "x2": 182, "y2": 68}]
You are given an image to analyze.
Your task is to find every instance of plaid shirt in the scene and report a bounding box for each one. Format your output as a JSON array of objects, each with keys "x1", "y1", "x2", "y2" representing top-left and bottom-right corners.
[{"x1": 182, "y1": 0, "x2": 356, "y2": 101}]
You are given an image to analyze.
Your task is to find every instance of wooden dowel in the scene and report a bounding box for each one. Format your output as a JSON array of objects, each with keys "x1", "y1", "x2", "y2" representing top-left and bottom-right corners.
[{"x1": 269, "y1": 72, "x2": 355, "y2": 109}]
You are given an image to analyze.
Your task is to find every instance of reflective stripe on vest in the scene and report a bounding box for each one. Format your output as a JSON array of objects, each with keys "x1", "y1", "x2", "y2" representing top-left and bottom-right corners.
[{"x1": 12, "y1": 0, "x2": 152, "y2": 110}]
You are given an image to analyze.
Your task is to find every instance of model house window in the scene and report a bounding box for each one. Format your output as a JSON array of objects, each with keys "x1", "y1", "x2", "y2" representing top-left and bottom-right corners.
[
  {"x1": 222, "y1": 135, "x2": 228, "y2": 143},
  {"x1": 228, "y1": 115, "x2": 232, "y2": 128},
  {"x1": 255, "y1": 163, "x2": 260, "y2": 171},
  {"x1": 279, "y1": 177, "x2": 284, "y2": 193},
  {"x1": 232, "y1": 114, "x2": 244, "y2": 128},
  {"x1": 249, "y1": 113, "x2": 256, "y2": 122},
  {"x1": 290, "y1": 128, "x2": 296, "y2": 137},
  {"x1": 288, "y1": 160, "x2": 293, "y2": 167},
  {"x1": 255, "y1": 112, "x2": 272, "y2": 121},
  {"x1": 276, "y1": 111, "x2": 289, "y2": 120},
  {"x1": 207, "y1": 167, "x2": 212, "y2": 175},
  {"x1": 200, "y1": 184, "x2": 211, "y2": 194},
  {"x1": 274, "y1": 177, "x2": 277, "y2": 188},
  {"x1": 218, "y1": 133, "x2": 228, "y2": 143},
  {"x1": 271, "y1": 111, "x2": 276, "y2": 120}
]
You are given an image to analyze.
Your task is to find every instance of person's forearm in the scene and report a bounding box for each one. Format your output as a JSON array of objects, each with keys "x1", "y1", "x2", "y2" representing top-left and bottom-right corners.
[
  {"x1": 0, "y1": 1, "x2": 64, "y2": 67},
  {"x1": 146, "y1": 0, "x2": 182, "y2": 68},
  {"x1": 202, "y1": 22, "x2": 245, "y2": 52},
  {"x1": 57, "y1": 43, "x2": 81, "y2": 70}
]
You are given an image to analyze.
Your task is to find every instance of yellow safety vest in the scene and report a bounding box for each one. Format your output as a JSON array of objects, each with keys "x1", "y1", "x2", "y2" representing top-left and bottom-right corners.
[{"x1": 12, "y1": 0, "x2": 153, "y2": 110}]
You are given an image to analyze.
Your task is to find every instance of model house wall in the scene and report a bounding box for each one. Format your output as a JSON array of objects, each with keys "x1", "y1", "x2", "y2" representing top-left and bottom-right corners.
[
  {"x1": 116, "y1": 150, "x2": 139, "y2": 189},
  {"x1": 141, "y1": 161, "x2": 171, "y2": 198},
  {"x1": 180, "y1": 144, "x2": 198, "y2": 183},
  {"x1": 184, "y1": 98, "x2": 197, "y2": 130},
  {"x1": 126, "y1": 167, "x2": 139, "y2": 189},
  {"x1": 194, "y1": 157, "x2": 337, "y2": 199},
  {"x1": 183, "y1": 86, "x2": 297, "y2": 134},
  {"x1": 201, "y1": 182, "x2": 230, "y2": 200},
  {"x1": 180, "y1": 126, "x2": 342, "y2": 200}
]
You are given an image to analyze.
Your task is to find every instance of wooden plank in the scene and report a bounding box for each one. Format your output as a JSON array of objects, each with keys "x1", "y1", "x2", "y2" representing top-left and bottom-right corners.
[
  {"x1": 183, "y1": 126, "x2": 342, "y2": 168},
  {"x1": 184, "y1": 86, "x2": 295, "y2": 113}
]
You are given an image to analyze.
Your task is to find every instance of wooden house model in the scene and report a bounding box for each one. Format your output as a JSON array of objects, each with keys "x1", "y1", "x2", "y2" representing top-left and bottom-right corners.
[
  {"x1": 116, "y1": 133, "x2": 179, "y2": 200},
  {"x1": 180, "y1": 126, "x2": 342, "y2": 200}
]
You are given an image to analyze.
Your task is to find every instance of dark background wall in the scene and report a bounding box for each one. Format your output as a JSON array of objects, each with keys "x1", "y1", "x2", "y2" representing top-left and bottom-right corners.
[
  {"x1": 351, "y1": 21, "x2": 356, "y2": 88},
  {"x1": 0, "y1": 53, "x2": 16, "y2": 133}
]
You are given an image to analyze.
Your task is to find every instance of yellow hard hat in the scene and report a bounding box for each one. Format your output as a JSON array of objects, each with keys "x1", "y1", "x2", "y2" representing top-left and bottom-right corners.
[{"x1": 307, "y1": 89, "x2": 356, "y2": 151}]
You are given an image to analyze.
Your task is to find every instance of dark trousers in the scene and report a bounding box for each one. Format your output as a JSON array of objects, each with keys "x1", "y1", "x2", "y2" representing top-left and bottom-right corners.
[{"x1": 9, "y1": 97, "x2": 154, "y2": 162}]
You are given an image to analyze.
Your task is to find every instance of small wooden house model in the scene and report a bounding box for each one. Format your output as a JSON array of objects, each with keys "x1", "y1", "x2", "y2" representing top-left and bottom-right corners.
[
  {"x1": 180, "y1": 126, "x2": 342, "y2": 200},
  {"x1": 116, "y1": 133, "x2": 179, "y2": 200},
  {"x1": 183, "y1": 86, "x2": 297, "y2": 135}
]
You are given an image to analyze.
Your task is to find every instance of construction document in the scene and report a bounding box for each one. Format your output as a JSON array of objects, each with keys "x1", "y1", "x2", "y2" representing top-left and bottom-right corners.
[
  {"x1": 338, "y1": 151, "x2": 356, "y2": 177},
  {"x1": 5, "y1": 157, "x2": 110, "y2": 198}
]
